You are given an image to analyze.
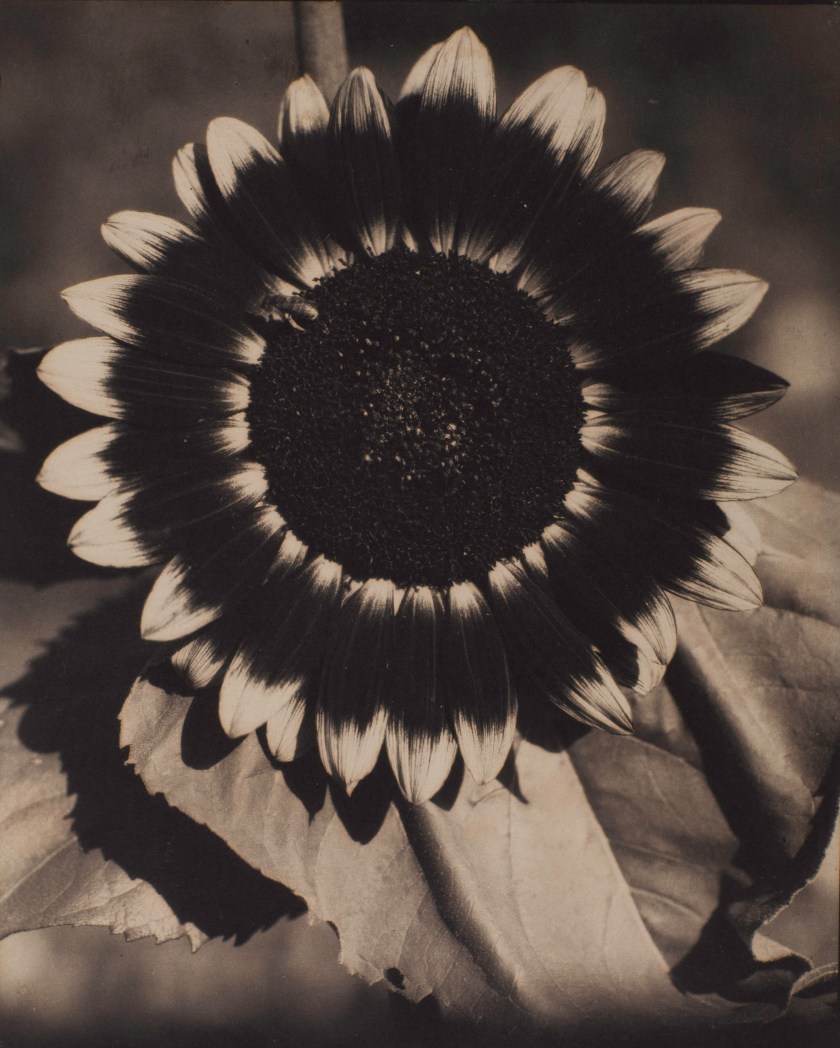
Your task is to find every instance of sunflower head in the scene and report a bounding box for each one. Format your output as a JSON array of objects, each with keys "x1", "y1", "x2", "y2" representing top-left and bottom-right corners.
[{"x1": 38, "y1": 28, "x2": 795, "y2": 803}]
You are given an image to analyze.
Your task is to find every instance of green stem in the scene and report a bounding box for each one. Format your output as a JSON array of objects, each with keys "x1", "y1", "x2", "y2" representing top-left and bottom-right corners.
[{"x1": 292, "y1": 1, "x2": 349, "y2": 99}]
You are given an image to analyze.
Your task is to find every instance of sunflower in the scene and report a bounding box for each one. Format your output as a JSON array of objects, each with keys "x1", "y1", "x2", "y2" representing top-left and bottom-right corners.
[{"x1": 37, "y1": 28, "x2": 795, "y2": 803}]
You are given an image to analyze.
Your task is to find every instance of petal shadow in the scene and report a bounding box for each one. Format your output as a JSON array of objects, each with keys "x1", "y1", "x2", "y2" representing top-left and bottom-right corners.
[{"x1": 7, "y1": 584, "x2": 304, "y2": 942}]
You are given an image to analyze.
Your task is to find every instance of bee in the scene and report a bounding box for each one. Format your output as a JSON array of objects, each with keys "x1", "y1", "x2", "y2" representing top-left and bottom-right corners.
[{"x1": 254, "y1": 291, "x2": 319, "y2": 331}]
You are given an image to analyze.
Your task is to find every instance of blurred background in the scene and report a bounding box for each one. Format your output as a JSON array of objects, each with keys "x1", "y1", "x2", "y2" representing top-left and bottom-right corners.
[{"x1": 1, "y1": 2, "x2": 838, "y2": 1046}]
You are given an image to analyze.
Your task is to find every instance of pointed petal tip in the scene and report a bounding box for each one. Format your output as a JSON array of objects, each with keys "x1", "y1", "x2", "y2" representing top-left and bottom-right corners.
[
  {"x1": 34, "y1": 426, "x2": 115, "y2": 499},
  {"x1": 457, "y1": 719, "x2": 516, "y2": 787},
  {"x1": 317, "y1": 710, "x2": 386, "y2": 792},
  {"x1": 140, "y1": 562, "x2": 222, "y2": 643},
  {"x1": 565, "y1": 670, "x2": 635, "y2": 736},
  {"x1": 218, "y1": 662, "x2": 265, "y2": 739},
  {"x1": 387, "y1": 728, "x2": 457, "y2": 805},
  {"x1": 632, "y1": 657, "x2": 668, "y2": 696},
  {"x1": 345, "y1": 66, "x2": 377, "y2": 92},
  {"x1": 594, "y1": 700, "x2": 634, "y2": 736},
  {"x1": 398, "y1": 41, "x2": 444, "y2": 100},
  {"x1": 447, "y1": 25, "x2": 480, "y2": 46}
]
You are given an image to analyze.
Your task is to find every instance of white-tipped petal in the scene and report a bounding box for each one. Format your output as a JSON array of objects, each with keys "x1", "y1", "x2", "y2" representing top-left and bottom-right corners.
[
  {"x1": 399, "y1": 42, "x2": 444, "y2": 101},
  {"x1": 677, "y1": 269, "x2": 769, "y2": 348},
  {"x1": 454, "y1": 712, "x2": 515, "y2": 787},
  {"x1": 219, "y1": 657, "x2": 300, "y2": 739},
  {"x1": 577, "y1": 87, "x2": 607, "y2": 179},
  {"x1": 39, "y1": 336, "x2": 249, "y2": 422},
  {"x1": 278, "y1": 74, "x2": 329, "y2": 147},
  {"x1": 637, "y1": 207, "x2": 722, "y2": 270},
  {"x1": 266, "y1": 699, "x2": 310, "y2": 762},
  {"x1": 581, "y1": 417, "x2": 796, "y2": 501},
  {"x1": 317, "y1": 577, "x2": 394, "y2": 787},
  {"x1": 594, "y1": 149, "x2": 666, "y2": 220},
  {"x1": 318, "y1": 707, "x2": 387, "y2": 789},
  {"x1": 172, "y1": 634, "x2": 228, "y2": 690},
  {"x1": 36, "y1": 425, "x2": 117, "y2": 501},
  {"x1": 173, "y1": 144, "x2": 211, "y2": 223},
  {"x1": 407, "y1": 28, "x2": 495, "y2": 255},
  {"x1": 102, "y1": 211, "x2": 196, "y2": 271},
  {"x1": 38, "y1": 338, "x2": 121, "y2": 418},
  {"x1": 330, "y1": 68, "x2": 400, "y2": 257},
  {"x1": 691, "y1": 534, "x2": 764, "y2": 611},
  {"x1": 502, "y1": 66, "x2": 587, "y2": 162},
  {"x1": 62, "y1": 274, "x2": 265, "y2": 367},
  {"x1": 487, "y1": 559, "x2": 634, "y2": 735},
  {"x1": 62, "y1": 277, "x2": 140, "y2": 344},
  {"x1": 68, "y1": 492, "x2": 154, "y2": 568},
  {"x1": 141, "y1": 557, "x2": 223, "y2": 642},
  {"x1": 386, "y1": 725, "x2": 457, "y2": 805},
  {"x1": 207, "y1": 116, "x2": 333, "y2": 285},
  {"x1": 447, "y1": 581, "x2": 517, "y2": 786}
]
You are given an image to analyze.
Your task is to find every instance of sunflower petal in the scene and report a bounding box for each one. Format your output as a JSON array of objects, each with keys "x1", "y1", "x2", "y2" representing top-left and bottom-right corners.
[
  {"x1": 540, "y1": 522, "x2": 674, "y2": 693},
  {"x1": 317, "y1": 578, "x2": 394, "y2": 788},
  {"x1": 207, "y1": 116, "x2": 335, "y2": 285},
  {"x1": 171, "y1": 615, "x2": 241, "y2": 690},
  {"x1": 582, "y1": 353, "x2": 789, "y2": 422},
  {"x1": 62, "y1": 274, "x2": 265, "y2": 367},
  {"x1": 266, "y1": 698, "x2": 312, "y2": 762},
  {"x1": 674, "y1": 269, "x2": 769, "y2": 349},
  {"x1": 445, "y1": 581, "x2": 517, "y2": 785},
  {"x1": 406, "y1": 27, "x2": 495, "y2": 254},
  {"x1": 398, "y1": 42, "x2": 444, "y2": 102},
  {"x1": 102, "y1": 210, "x2": 271, "y2": 308},
  {"x1": 38, "y1": 337, "x2": 249, "y2": 424},
  {"x1": 592, "y1": 149, "x2": 666, "y2": 224},
  {"x1": 219, "y1": 557, "x2": 342, "y2": 738},
  {"x1": 69, "y1": 464, "x2": 267, "y2": 568},
  {"x1": 278, "y1": 74, "x2": 330, "y2": 164},
  {"x1": 37, "y1": 425, "x2": 118, "y2": 501},
  {"x1": 330, "y1": 68, "x2": 400, "y2": 257},
  {"x1": 386, "y1": 586, "x2": 456, "y2": 804},
  {"x1": 461, "y1": 66, "x2": 594, "y2": 267},
  {"x1": 635, "y1": 207, "x2": 721, "y2": 270},
  {"x1": 567, "y1": 486, "x2": 764, "y2": 612},
  {"x1": 517, "y1": 148, "x2": 665, "y2": 304},
  {"x1": 102, "y1": 212, "x2": 200, "y2": 271},
  {"x1": 68, "y1": 492, "x2": 153, "y2": 567},
  {"x1": 40, "y1": 416, "x2": 250, "y2": 506},
  {"x1": 486, "y1": 559, "x2": 633, "y2": 734},
  {"x1": 140, "y1": 507, "x2": 285, "y2": 641},
  {"x1": 582, "y1": 416, "x2": 797, "y2": 501},
  {"x1": 173, "y1": 143, "x2": 216, "y2": 225}
]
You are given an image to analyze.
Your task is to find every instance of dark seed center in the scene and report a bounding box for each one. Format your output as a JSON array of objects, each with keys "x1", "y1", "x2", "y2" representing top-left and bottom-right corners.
[{"x1": 247, "y1": 248, "x2": 584, "y2": 587}]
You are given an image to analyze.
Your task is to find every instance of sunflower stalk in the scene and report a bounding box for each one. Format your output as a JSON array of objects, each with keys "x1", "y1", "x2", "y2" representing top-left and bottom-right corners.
[{"x1": 292, "y1": 0, "x2": 349, "y2": 100}]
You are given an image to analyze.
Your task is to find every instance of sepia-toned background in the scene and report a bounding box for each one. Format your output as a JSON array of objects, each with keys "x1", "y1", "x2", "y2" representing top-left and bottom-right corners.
[{"x1": 1, "y1": 2, "x2": 838, "y2": 1045}]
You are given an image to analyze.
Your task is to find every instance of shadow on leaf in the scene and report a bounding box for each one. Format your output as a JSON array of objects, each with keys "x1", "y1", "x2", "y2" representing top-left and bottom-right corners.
[{"x1": 7, "y1": 585, "x2": 305, "y2": 942}]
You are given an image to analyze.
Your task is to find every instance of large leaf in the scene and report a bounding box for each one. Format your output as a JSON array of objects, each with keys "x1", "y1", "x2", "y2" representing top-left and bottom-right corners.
[
  {"x1": 0, "y1": 577, "x2": 303, "y2": 947},
  {"x1": 120, "y1": 481, "x2": 839, "y2": 1035}
]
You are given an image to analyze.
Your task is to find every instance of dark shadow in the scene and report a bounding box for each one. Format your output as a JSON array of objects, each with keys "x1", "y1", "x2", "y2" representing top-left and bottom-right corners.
[
  {"x1": 495, "y1": 746, "x2": 527, "y2": 805},
  {"x1": 673, "y1": 768, "x2": 840, "y2": 1003},
  {"x1": 8, "y1": 585, "x2": 305, "y2": 942},
  {"x1": 180, "y1": 685, "x2": 245, "y2": 770},
  {"x1": 516, "y1": 676, "x2": 590, "y2": 754},
  {"x1": 329, "y1": 753, "x2": 393, "y2": 845},
  {"x1": 261, "y1": 732, "x2": 328, "y2": 820},
  {"x1": 430, "y1": 754, "x2": 464, "y2": 812},
  {"x1": 668, "y1": 648, "x2": 840, "y2": 886}
]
